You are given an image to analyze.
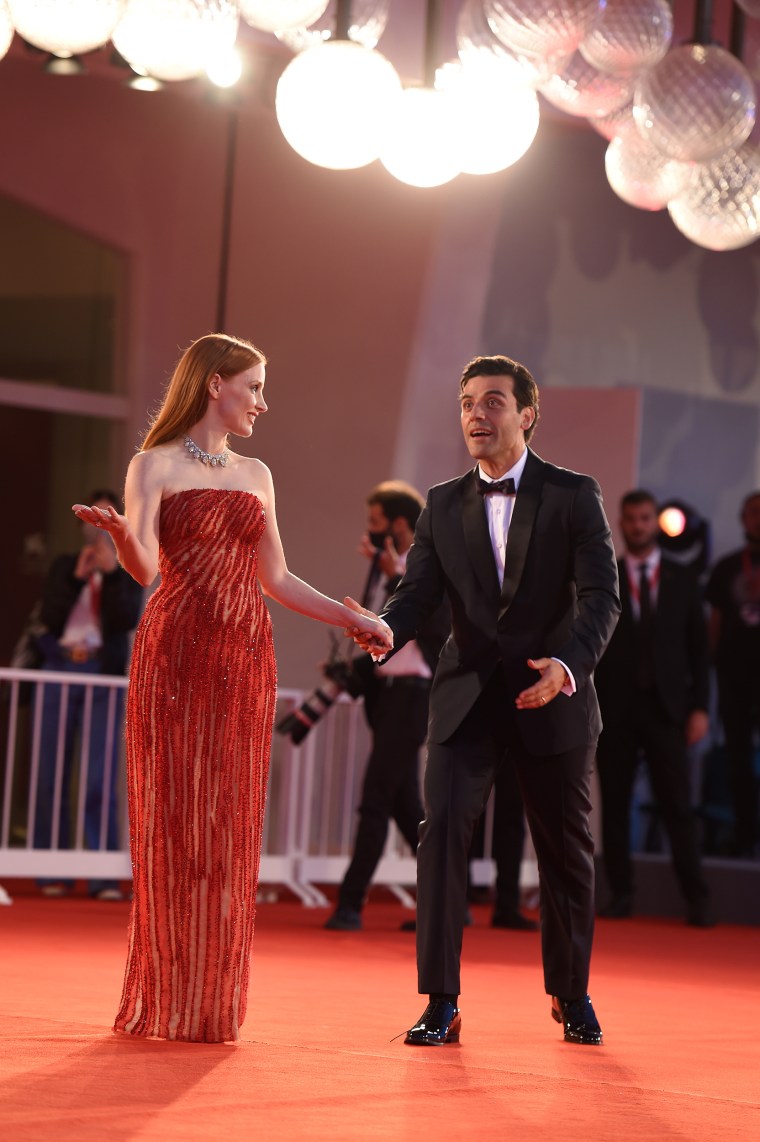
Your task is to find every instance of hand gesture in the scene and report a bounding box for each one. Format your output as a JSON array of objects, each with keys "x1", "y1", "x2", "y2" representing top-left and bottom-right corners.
[
  {"x1": 343, "y1": 596, "x2": 393, "y2": 659},
  {"x1": 515, "y1": 658, "x2": 567, "y2": 709},
  {"x1": 73, "y1": 503, "x2": 128, "y2": 540}
]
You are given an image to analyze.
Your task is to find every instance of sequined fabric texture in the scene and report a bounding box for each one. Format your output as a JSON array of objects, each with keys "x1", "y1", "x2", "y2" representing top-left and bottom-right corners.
[{"x1": 114, "y1": 489, "x2": 276, "y2": 1042}]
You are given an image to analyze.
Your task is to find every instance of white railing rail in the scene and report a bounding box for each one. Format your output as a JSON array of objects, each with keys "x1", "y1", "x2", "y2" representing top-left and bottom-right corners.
[{"x1": 1, "y1": 668, "x2": 533, "y2": 902}]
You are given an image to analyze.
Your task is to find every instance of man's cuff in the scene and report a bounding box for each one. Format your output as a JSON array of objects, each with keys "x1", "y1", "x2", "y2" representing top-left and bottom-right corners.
[{"x1": 551, "y1": 657, "x2": 576, "y2": 696}]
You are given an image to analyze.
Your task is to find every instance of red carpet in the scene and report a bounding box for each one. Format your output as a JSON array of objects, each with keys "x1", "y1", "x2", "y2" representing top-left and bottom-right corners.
[{"x1": 1, "y1": 891, "x2": 758, "y2": 1140}]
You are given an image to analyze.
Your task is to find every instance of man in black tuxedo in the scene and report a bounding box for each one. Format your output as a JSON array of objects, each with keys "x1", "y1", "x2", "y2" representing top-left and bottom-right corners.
[
  {"x1": 351, "y1": 355, "x2": 620, "y2": 1046},
  {"x1": 595, "y1": 490, "x2": 713, "y2": 926}
]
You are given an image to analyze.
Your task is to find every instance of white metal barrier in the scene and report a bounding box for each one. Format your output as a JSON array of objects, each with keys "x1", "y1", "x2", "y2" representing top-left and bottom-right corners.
[{"x1": 0, "y1": 668, "x2": 535, "y2": 902}]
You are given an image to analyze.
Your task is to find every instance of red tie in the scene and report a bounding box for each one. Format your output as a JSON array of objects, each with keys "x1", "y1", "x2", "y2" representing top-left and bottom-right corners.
[{"x1": 89, "y1": 573, "x2": 102, "y2": 623}]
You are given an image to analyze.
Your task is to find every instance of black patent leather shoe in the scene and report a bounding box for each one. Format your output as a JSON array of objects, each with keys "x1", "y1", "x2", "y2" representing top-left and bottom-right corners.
[
  {"x1": 324, "y1": 907, "x2": 362, "y2": 931},
  {"x1": 404, "y1": 1000, "x2": 461, "y2": 1046},
  {"x1": 551, "y1": 995, "x2": 603, "y2": 1045}
]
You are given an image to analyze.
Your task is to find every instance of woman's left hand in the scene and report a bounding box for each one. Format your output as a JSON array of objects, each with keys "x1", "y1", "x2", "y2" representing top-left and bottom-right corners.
[{"x1": 343, "y1": 596, "x2": 394, "y2": 657}]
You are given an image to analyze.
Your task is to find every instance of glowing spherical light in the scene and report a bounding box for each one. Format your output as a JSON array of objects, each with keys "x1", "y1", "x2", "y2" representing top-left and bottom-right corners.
[
  {"x1": 276, "y1": 0, "x2": 390, "y2": 52},
  {"x1": 0, "y1": 1, "x2": 14, "y2": 61},
  {"x1": 668, "y1": 145, "x2": 760, "y2": 252},
  {"x1": 605, "y1": 132, "x2": 692, "y2": 211},
  {"x1": 438, "y1": 59, "x2": 540, "y2": 176},
  {"x1": 206, "y1": 46, "x2": 242, "y2": 88},
  {"x1": 579, "y1": 0, "x2": 672, "y2": 76},
  {"x1": 540, "y1": 51, "x2": 636, "y2": 119},
  {"x1": 634, "y1": 44, "x2": 756, "y2": 163},
  {"x1": 238, "y1": 0, "x2": 328, "y2": 33},
  {"x1": 589, "y1": 100, "x2": 637, "y2": 142},
  {"x1": 113, "y1": 0, "x2": 239, "y2": 83},
  {"x1": 485, "y1": 0, "x2": 603, "y2": 58},
  {"x1": 380, "y1": 87, "x2": 461, "y2": 188},
  {"x1": 276, "y1": 40, "x2": 402, "y2": 170},
  {"x1": 659, "y1": 507, "x2": 687, "y2": 538},
  {"x1": 7, "y1": 0, "x2": 126, "y2": 56},
  {"x1": 457, "y1": 0, "x2": 569, "y2": 89}
]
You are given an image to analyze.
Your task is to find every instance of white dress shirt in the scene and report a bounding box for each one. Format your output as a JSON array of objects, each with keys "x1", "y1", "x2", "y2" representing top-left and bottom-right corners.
[
  {"x1": 478, "y1": 452, "x2": 575, "y2": 695},
  {"x1": 59, "y1": 573, "x2": 103, "y2": 651},
  {"x1": 624, "y1": 548, "x2": 661, "y2": 618},
  {"x1": 369, "y1": 550, "x2": 432, "y2": 679}
]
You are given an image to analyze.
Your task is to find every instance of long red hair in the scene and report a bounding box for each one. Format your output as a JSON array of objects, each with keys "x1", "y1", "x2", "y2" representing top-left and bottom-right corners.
[{"x1": 141, "y1": 333, "x2": 266, "y2": 451}]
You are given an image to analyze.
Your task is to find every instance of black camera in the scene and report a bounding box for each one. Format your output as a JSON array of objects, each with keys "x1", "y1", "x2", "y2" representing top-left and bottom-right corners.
[{"x1": 276, "y1": 639, "x2": 369, "y2": 745}]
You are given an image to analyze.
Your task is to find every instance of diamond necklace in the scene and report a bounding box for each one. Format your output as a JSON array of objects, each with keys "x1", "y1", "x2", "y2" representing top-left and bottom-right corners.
[{"x1": 183, "y1": 434, "x2": 229, "y2": 467}]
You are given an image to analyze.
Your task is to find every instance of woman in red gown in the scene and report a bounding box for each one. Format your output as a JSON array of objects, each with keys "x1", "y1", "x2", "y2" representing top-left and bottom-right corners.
[{"x1": 73, "y1": 334, "x2": 390, "y2": 1042}]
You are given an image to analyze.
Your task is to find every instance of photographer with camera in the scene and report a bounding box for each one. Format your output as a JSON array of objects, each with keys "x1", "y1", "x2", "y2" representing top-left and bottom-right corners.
[{"x1": 323, "y1": 481, "x2": 449, "y2": 932}]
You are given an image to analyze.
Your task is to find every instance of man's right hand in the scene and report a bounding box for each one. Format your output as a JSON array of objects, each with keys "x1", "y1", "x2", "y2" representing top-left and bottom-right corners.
[{"x1": 343, "y1": 596, "x2": 393, "y2": 659}]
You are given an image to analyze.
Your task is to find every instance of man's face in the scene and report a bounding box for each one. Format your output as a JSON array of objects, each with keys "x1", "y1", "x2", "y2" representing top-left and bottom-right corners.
[
  {"x1": 620, "y1": 501, "x2": 659, "y2": 555},
  {"x1": 741, "y1": 495, "x2": 760, "y2": 544},
  {"x1": 460, "y1": 374, "x2": 532, "y2": 473},
  {"x1": 367, "y1": 503, "x2": 391, "y2": 550}
]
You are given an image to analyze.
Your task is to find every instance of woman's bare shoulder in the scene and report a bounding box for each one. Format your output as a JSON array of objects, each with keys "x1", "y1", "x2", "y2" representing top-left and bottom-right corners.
[
  {"x1": 127, "y1": 443, "x2": 178, "y2": 488},
  {"x1": 233, "y1": 454, "x2": 272, "y2": 483}
]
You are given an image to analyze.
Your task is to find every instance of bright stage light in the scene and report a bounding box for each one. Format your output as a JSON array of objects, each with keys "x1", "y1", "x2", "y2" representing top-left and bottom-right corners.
[{"x1": 659, "y1": 506, "x2": 687, "y2": 538}]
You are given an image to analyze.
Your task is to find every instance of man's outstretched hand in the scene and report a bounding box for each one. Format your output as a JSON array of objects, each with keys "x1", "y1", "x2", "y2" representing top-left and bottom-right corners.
[{"x1": 515, "y1": 658, "x2": 568, "y2": 709}]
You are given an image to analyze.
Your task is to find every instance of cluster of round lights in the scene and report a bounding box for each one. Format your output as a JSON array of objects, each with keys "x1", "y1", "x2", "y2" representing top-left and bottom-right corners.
[
  {"x1": 274, "y1": 0, "x2": 540, "y2": 186},
  {"x1": 477, "y1": 0, "x2": 760, "y2": 251},
  {"x1": 2, "y1": 0, "x2": 760, "y2": 246}
]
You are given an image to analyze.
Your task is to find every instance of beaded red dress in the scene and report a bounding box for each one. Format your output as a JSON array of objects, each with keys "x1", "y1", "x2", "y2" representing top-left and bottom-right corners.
[{"x1": 114, "y1": 489, "x2": 276, "y2": 1042}]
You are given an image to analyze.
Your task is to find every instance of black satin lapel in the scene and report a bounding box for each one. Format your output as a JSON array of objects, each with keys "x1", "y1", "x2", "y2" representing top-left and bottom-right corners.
[
  {"x1": 618, "y1": 560, "x2": 633, "y2": 619},
  {"x1": 462, "y1": 469, "x2": 501, "y2": 602},
  {"x1": 499, "y1": 451, "x2": 545, "y2": 620}
]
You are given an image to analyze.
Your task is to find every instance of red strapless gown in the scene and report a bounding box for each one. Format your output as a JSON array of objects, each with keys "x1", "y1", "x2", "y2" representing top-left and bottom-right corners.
[{"x1": 114, "y1": 489, "x2": 276, "y2": 1042}]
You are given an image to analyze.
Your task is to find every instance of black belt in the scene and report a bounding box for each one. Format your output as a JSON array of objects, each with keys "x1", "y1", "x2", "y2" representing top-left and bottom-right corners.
[{"x1": 376, "y1": 675, "x2": 430, "y2": 689}]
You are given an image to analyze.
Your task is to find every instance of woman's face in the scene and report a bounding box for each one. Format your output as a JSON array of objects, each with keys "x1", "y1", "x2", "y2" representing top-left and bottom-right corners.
[{"x1": 215, "y1": 363, "x2": 267, "y2": 437}]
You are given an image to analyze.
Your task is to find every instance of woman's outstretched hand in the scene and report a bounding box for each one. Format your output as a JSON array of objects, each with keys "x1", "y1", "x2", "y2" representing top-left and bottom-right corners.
[
  {"x1": 343, "y1": 596, "x2": 393, "y2": 660},
  {"x1": 72, "y1": 502, "x2": 128, "y2": 539}
]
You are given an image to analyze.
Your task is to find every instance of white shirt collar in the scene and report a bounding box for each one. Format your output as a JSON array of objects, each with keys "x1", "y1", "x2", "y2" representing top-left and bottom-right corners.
[
  {"x1": 625, "y1": 548, "x2": 661, "y2": 576},
  {"x1": 477, "y1": 448, "x2": 529, "y2": 490}
]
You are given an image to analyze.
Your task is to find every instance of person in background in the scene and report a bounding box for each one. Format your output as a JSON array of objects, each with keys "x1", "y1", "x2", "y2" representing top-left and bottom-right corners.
[
  {"x1": 594, "y1": 490, "x2": 713, "y2": 927},
  {"x1": 705, "y1": 490, "x2": 760, "y2": 859},
  {"x1": 325, "y1": 481, "x2": 449, "y2": 932},
  {"x1": 34, "y1": 490, "x2": 143, "y2": 900},
  {"x1": 481, "y1": 762, "x2": 538, "y2": 931}
]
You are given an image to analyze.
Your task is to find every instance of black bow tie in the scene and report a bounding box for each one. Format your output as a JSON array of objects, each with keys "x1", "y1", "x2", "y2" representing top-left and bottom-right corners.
[{"x1": 477, "y1": 476, "x2": 516, "y2": 496}]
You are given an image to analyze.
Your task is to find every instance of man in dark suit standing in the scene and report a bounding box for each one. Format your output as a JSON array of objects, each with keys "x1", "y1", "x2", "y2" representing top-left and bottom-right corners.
[
  {"x1": 351, "y1": 355, "x2": 620, "y2": 1046},
  {"x1": 595, "y1": 490, "x2": 713, "y2": 926}
]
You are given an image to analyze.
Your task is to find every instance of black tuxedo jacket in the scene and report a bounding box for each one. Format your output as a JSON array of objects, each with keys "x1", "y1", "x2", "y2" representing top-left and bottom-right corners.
[
  {"x1": 594, "y1": 555, "x2": 709, "y2": 726},
  {"x1": 381, "y1": 449, "x2": 620, "y2": 755}
]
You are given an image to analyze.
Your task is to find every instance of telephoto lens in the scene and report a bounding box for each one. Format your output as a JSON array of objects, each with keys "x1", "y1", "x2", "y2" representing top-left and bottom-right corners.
[{"x1": 275, "y1": 680, "x2": 343, "y2": 744}]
